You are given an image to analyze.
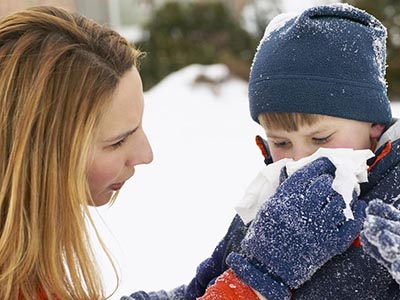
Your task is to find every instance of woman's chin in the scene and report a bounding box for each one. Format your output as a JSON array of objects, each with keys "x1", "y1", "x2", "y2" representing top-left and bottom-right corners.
[{"x1": 89, "y1": 190, "x2": 114, "y2": 207}]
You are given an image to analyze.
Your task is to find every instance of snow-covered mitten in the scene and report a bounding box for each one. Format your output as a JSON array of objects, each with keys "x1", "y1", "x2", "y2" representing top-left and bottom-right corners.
[
  {"x1": 361, "y1": 199, "x2": 400, "y2": 284},
  {"x1": 227, "y1": 157, "x2": 366, "y2": 300},
  {"x1": 123, "y1": 290, "x2": 170, "y2": 300}
]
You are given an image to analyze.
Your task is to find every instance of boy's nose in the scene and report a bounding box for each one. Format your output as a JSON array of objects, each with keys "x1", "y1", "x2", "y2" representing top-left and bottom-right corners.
[{"x1": 292, "y1": 147, "x2": 315, "y2": 161}]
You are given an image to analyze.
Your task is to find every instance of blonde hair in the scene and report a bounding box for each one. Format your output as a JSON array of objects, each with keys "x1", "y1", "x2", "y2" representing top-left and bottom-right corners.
[
  {"x1": 258, "y1": 112, "x2": 323, "y2": 131},
  {"x1": 0, "y1": 6, "x2": 142, "y2": 300}
]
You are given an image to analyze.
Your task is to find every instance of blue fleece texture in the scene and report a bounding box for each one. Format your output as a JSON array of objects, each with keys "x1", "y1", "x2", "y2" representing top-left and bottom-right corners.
[{"x1": 249, "y1": 4, "x2": 391, "y2": 124}]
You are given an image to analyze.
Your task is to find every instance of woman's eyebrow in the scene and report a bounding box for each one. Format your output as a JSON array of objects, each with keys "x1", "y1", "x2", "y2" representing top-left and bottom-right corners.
[{"x1": 103, "y1": 127, "x2": 138, "y2": 143}]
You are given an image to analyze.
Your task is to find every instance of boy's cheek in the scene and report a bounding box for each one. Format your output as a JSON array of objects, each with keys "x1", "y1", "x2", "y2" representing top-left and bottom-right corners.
[
  {"x1": 327, "y1": 138, "x2": 371, "y2": 150},
  {"x1": 269, "y1": 148, "x2": 286, "y2": 162}
]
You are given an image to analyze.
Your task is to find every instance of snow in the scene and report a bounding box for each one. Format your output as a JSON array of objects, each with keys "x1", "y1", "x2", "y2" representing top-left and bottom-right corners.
[
  {"x1": 281, "y1": 0, "x2": 338, "y2": 13},
  {"x1": 91, "y1": 63, "x2": 400, "y2": 299}
]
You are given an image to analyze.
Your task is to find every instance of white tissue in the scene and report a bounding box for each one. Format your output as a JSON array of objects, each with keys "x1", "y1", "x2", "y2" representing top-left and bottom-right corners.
[{"x1": 235, "y1": 148, "x2": 375, "y2": 224}]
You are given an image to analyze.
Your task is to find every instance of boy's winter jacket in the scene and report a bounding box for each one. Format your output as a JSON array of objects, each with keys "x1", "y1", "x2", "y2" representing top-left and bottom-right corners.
[{"x1": 124, "y1": 119, "x2": 400, "y2": 300}]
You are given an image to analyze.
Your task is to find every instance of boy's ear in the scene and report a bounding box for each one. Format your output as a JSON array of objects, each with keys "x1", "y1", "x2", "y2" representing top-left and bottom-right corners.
[{"x1": 370, "y1": 123, "x2": 385, "y2": 139}]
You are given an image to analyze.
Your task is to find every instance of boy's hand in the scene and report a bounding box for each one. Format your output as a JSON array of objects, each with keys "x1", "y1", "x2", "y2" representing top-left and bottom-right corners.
[
  {"x1": 361, "y1": 199, "x2": 400, "y2": 284},
  {"x1": 227, "y1": 157, "x2": 366, "y2": 300}
]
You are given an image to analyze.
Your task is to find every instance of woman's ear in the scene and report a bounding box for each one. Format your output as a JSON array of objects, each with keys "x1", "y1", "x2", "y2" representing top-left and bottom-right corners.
[{"x1": 370, "y1": 123, "x2": 385, "y2": 139}]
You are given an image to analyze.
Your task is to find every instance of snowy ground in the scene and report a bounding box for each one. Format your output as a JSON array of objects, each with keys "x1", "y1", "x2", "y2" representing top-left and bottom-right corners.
[{"x1": 90, "y1": 64, "x2": 400, "y2": 299}]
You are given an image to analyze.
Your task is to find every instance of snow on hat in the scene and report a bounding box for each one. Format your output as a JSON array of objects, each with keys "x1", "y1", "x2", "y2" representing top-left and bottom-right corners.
[{"x1": 249, "y1": 3, "x2": 392, "y2": 124}]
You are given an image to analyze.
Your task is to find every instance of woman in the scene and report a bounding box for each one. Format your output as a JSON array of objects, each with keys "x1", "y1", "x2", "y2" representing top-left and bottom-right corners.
[{"x1": 0, "y1": 6, "x2": 152, "y2": 299}]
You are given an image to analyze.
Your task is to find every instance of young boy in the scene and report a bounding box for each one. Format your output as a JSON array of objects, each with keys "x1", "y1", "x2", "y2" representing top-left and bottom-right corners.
[{"x1": 125, "y1": 3, "x2": 400, "y2": 300}]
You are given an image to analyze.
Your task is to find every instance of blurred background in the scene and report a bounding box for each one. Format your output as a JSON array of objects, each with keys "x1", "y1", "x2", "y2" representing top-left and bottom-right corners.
[
  {"x1": 1, "y1": 0, "x2": 399, "y2": 96},
  {"x1": 1, "y1": 1, "x2": 399, "y2": 299}
]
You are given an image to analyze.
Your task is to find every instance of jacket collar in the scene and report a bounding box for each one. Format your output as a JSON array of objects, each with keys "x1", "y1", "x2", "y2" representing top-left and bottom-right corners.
[{"x1": 376, "y1": 118, "x2": 400, "y2": 151}]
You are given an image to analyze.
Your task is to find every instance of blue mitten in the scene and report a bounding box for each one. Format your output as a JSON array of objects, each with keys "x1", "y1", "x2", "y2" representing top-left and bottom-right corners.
[
  {"x1": 227, "y1": 157, "x2": 366, "y2": 300},
  {"x1": 124, "y1": 290, "x2": 170, "y2": 300},
  {"x1": 361, "y1": 199, "x2": 400, "y2": 284}
]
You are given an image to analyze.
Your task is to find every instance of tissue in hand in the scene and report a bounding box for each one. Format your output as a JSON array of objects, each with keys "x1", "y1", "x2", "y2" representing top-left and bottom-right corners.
[{"x1": 235, "y1": 148, "x2": 374, "y2": 224}]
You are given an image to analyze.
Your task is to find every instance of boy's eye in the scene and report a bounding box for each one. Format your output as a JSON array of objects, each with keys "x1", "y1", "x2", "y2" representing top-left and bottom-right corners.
[
  {"x1": 273, "y1": 140, "x2": 291, "y2": 148},
  {"x1": 312, "y1": 134, "x2": 333, "y2": 144}
]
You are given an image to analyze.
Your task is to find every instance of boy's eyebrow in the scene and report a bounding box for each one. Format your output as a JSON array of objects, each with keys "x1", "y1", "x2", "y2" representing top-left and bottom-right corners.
[
  {"x1": 266, "y1": 134, "x2": 285, "y2": 139},
  {"x1": 266, "y1": 126, "x2": 332, "y2": 138},
  {"x1": 103, "y1": 127, "x2": 138, "y2": 143},
  {"x1": 306, "y1": 127, "x2": 332, "y2": 136}
]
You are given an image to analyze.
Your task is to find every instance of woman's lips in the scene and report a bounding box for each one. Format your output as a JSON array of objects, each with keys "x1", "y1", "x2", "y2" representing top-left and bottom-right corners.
[{"x1": 110, "y1": 182, "x2": 125, "y2": 191}]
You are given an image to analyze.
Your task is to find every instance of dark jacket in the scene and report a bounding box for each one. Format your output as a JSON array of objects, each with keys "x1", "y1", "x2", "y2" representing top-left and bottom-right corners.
[{"x1": 124, "y1": 119, "x2": 400, "y2": 300}]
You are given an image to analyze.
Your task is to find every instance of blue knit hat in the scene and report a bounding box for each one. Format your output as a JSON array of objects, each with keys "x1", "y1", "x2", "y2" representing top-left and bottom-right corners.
[{"x1": 249, "y1": 3, "x2": 391, "y2": 124}]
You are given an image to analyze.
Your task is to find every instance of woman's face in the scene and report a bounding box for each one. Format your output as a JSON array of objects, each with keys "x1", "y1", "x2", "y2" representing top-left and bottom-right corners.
[{"x1": 87, "y1": 67, "x2": 153, "y2": 206}]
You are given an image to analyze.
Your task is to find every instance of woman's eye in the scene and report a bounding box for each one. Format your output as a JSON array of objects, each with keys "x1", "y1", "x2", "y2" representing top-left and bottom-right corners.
[{"x1": 111, "y1": 139, "x2": 126, "y2": 149}]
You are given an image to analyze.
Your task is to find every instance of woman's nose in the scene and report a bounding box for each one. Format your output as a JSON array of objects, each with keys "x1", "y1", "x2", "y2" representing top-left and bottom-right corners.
[{"x1": 126, "y1": 130, "x2": 153, "y2": 166}]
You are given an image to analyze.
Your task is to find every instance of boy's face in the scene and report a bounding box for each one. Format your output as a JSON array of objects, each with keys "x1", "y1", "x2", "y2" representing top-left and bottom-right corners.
[{"x1": 264, "y1": 115, "x2": 384, "y2": 162}]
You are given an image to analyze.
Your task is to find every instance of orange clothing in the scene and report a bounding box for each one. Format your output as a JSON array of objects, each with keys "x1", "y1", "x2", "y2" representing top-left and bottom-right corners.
[{"x1": 197, "y1": 269, "x2": 258, "y2": 300}]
